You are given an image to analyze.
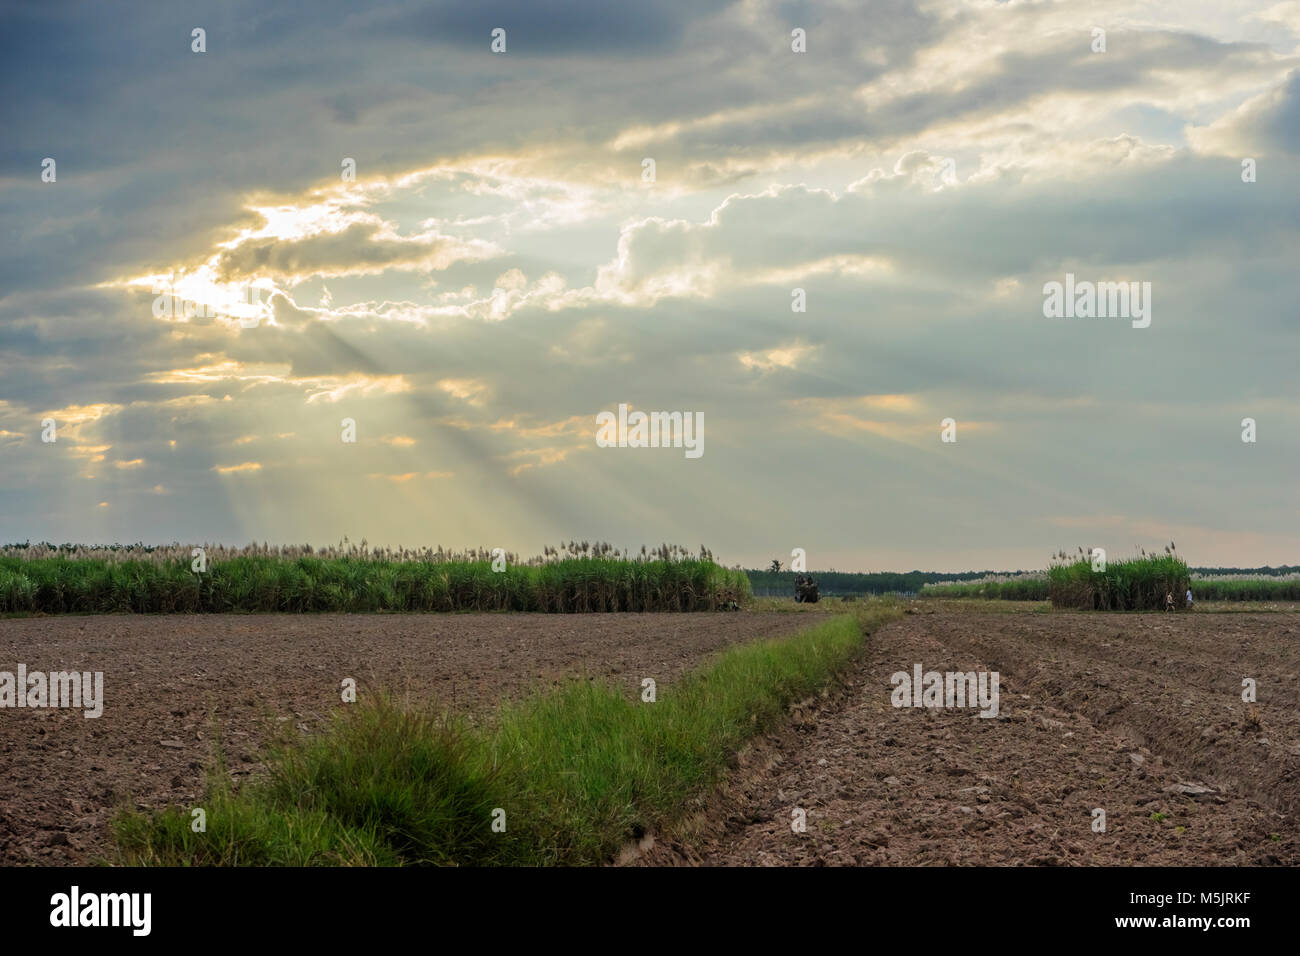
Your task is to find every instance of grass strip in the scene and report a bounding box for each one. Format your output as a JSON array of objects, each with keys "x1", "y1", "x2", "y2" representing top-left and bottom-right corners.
[{"x1": 112, "y1": 604, "x2": 900, "y2": 866}]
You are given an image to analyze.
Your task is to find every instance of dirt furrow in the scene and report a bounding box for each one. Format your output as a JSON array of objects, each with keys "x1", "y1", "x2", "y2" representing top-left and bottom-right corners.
[{"x1": 636, "y1": 609, "x2": 1300, "y2": 866}]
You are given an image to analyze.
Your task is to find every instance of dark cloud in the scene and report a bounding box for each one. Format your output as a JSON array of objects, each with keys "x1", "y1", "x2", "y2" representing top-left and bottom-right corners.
[
  {"x1": 214, "y1": 221, "x2": 495, "y2": 280},
  {"x1": 1199, "y1": 67, "x2": 1300, "y2": 155},
  {"x1": 373, "y1": 0, "x2": 737, "y2": 55}
]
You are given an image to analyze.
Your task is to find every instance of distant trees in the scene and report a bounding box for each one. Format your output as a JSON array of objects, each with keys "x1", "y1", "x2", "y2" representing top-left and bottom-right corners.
[{"x1": 746, "y1": 568, "x2": 994, "y2": 595}]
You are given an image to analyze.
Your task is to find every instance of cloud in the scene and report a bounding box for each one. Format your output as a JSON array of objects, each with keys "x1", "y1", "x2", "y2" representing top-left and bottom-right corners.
[
  {"x1": 505, "y1": 446, "x2": 575, "y2": 476},
  {"x1": 737, "y1": 342, "x2": 818, "y2": 372},
  {"x1": 368, "y1": 471, "x2": 454, "y2": 482},
  {"x1": 437, "y1": 378, "x2": 490, "y2": 406},
  {"x1": 375, "y1": 0, "x2": 736, "y2": 54},
  {"x1": 1187, "y1": 68, "x2": 1300, "y2": 155},
  {"x1": 214, "y1": 219, "x2": 501, "y2": 281},
  {"x1": 786, "y1": 395, "x2": 976, "y2": 443}
]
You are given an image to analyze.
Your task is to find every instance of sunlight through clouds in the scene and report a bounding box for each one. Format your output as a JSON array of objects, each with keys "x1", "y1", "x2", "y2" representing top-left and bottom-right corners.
[{"x1": 4, "y1": 0, "x2": 1299, "y2": 566}]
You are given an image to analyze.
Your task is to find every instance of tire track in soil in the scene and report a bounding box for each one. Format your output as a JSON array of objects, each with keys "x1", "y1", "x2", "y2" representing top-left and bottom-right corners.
[{"x1": 633, "y1": 610, "x2": 1300, "y2": 866}]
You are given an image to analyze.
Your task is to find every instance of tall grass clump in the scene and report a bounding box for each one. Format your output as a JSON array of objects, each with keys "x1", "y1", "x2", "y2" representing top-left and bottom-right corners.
[
  {"x1": 113, "y1": 605, "x2": 900, "y2": 866},
  {"x1": 0, "y1": 541, "x2": 750, "y2": 614},
  {"x1": 1047, "y1": 544, "x2": 1190, "y2": 610}
]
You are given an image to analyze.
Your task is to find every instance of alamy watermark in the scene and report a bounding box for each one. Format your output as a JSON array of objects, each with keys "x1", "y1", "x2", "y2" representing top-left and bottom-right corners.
[
  {"x1": 50, "y1": 886, "x2": 150, "y2": 936},
  {"x1": 151, "y1": 278, "x2": 270, "y2": 329},
  {"x1": 890, "y1": 664, "x2": 1000, "y2": 718},
  {"x1": 596, "y1": 403, "x2": 703, "y2": 459},
  {"x1": 0, "y1": 666, "x2": 103, "y2": 718},
  {"x1": 1043, "y1": 273, "x2": 1151, "y2": 328}
]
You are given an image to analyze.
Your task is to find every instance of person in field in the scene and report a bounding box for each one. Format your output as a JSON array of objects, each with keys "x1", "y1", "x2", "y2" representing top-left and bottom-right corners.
[
  {"x1": 1186, "y1": 588, "x2": 1193, "y2": 608},
  {"x1": 1165, "y1": 591, "x2": 1175, "y2": 612}
]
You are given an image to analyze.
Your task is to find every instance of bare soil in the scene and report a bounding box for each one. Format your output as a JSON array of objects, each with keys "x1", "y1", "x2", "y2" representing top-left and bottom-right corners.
[
  {"x1": 0, "y1": 611, "x2": 809, "y2": 866},
  {"x1": 635, "y1": 606, "x2": 1300, "y2": 866}
]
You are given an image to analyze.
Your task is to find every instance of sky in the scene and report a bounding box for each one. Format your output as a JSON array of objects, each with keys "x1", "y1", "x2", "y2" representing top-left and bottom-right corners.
[{"x1": 1, "y1": 0, "x2": 1298, "y2": 572}]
